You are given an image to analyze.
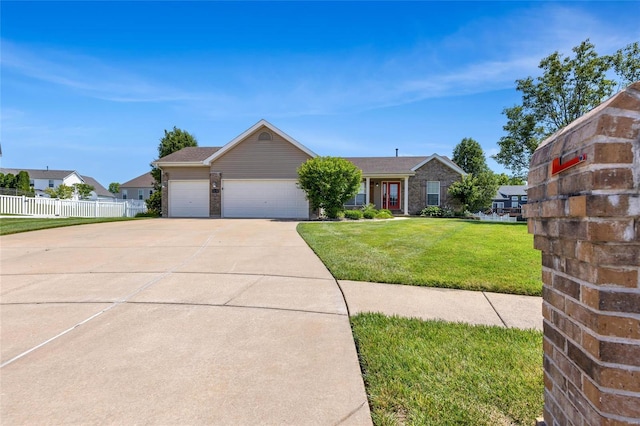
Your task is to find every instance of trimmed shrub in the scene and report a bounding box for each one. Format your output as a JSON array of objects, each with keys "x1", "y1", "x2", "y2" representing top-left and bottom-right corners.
[
  {"x1": 343, "y1": 209, "x2": 363, "y2": 220},
  {"x1": 375, "y1": 211, "x2": 394, "y2": 219},
  {"x1": 361, "y1": 203, "x2": 378, "y2": 219},
  {"x1": 362, "y1": 210, "x2": 376, "y2": 219},
  {"x1": 379, "y1": 209, "x2": 393, "y2": 216},
  {"x1": 136, "y1": 211, "x2": 160, "y2": 218},
  {"x1": 420, "y1": 206, "x2": 443, "y2": 217}
]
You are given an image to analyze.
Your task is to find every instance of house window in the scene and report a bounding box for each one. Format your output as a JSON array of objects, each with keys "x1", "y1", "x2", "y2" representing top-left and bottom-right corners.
[
  {"x1": 149, "y1": 189, "x2": 153, "y2": 196},
  {"x1": 122, "y1": 189, "x2": 128, "y2": 200},
  {"x1": 48, "y1": 180, "x2": 54, "y2": 188},
  {"x1": 138, "y1": 189, "x2": 144, "y2": 200},
  {"x1": 29, "y1": 179, "x2": 34, "y2": 187},
  {"x1": 426, "y1": 181, "x2": 440, "y2": 206},
  {"x1": 521, "y1": 195, "x2": 528, "y2": 203},
  {"x1": 493, "y1": 202, "x2": 504, "y2": 210},
  {"x1": 345, "y1": 183, "x2": 366, "y2": 206},
  {"x1": 258, "y1": 131, "x2": 272, "y2": 141},
  {"x1": 511, "y1": 196, "x2": 519, "y2": 208}
]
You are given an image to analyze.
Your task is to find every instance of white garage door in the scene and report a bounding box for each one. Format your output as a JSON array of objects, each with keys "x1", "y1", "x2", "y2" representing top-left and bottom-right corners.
[
  {"x1": 169, "y1": 180, "x2": 209, "y2": 218},
  {"x1": 223, "y1": 180, "x2": 309, "y2": 219}
]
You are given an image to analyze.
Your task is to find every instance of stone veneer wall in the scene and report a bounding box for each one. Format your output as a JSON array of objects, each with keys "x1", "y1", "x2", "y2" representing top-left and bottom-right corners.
[
  {"x1": 160, "y1": 170, "x2": 169, "y2": 217},
  {"x1": 408, "y1": 160, "x2": 462, "y2": 214},
  {"x1": 524, "y1": 82, "x2": 640, "y2": 425}
]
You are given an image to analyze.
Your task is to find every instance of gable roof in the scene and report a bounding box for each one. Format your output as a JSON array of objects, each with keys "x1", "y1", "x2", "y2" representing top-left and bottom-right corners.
[
  {"x1": 155, "y1": 147, "x2": 222, "y2": 165},
  {"x1": 0, "y1": 168, "x2": 80, "y2": 181},
  {"x1": 202, "y1": 119, "x2": 317, "y2": 164},
  {"x1": 494, "y1": 185, "x2": 528, "y2": 199},
  {"x1": 80, "y1": 175, "x2": 113, "y2": 198},
  {"x1": 345, "y1": 154, "x2": 465, "y2": 176},
  {"x1": 121, "y1": 171, "x2": 155, "y2": 188},
  {"x1": 410, "y1": 154, "x2": 466, "y2": 175},
  {"x1": 345, "y1": 157, "x2": 428, "y2": 175}
]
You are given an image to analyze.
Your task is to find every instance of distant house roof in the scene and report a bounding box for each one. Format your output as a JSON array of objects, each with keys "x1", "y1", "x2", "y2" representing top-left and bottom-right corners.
[
  {"x1": 121, "y1": 172, "x2": 154, "y2": 188},
  {"x1": 80, "y1": 175, "x2": 113, "y2": 198},
  {"x1": 494, "y1": 185, "x2": 528, "y2": 200},
  {"x1": 155, "y1": 147, "x2": 222, "y2": 164},
  {"x1": 0, "y1": 168, "x2": 79, "y2": 180}
]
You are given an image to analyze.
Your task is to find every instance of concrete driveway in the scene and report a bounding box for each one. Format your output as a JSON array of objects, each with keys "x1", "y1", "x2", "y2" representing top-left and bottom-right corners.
[{"x1": 0, "y1": 219, "x2": 371, "y2": 425}]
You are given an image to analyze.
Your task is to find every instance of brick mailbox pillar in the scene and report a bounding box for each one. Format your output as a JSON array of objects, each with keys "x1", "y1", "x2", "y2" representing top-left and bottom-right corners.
[{"x1": 525, "y1": 82, "x2": 640, "y2": 425}]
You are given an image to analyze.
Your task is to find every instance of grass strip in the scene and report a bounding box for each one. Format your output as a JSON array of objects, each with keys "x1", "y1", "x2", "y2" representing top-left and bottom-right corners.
[
  {"x1": 298, "y1": 218, "x2": 542, "y2": 295},
  {"x1": 0, "y1": 217, "x2": 142, "y2": 236},
  {"x1": 351, "y1": 313, "x2": 543, "y2": 425}
]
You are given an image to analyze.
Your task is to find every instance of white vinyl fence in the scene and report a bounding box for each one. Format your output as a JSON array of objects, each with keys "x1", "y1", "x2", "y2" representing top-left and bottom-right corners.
[
  {"x1": 475, "y1": 211, "x2": 518, "y2": 222},
  {"x1": 0, "y1": 195, "x2": 147, "y2": 218}
]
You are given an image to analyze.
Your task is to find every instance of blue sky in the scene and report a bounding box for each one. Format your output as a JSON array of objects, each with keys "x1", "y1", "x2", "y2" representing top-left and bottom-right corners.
[{"x1": 2, "y1": 1, "x2": 639, "y2": 187}]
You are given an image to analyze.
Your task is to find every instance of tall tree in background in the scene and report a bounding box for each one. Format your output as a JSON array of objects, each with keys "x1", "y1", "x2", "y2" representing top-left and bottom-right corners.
[
  {"x1": 449, "y1": 138, "x2": 498, "y2": 212},
  {"x1": 610, "y1": 41, "x2": 640, "y2": 89},
  {"x1": 148, "y1": 126, "x2": 198, "y2": 213},
  {"x1": 15, "y1": 171, "x2": 31, "y2": 192},
  {"x1": 452, "y1": 137, "x2": 489, "y2": 176},
  {"x1": 493, "y1": 39, "x2": 640, "y2": 177}
]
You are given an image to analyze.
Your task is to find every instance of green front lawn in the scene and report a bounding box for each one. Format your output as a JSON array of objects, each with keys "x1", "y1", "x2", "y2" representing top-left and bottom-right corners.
[
  {"x1": 0, "y1": 217, "x2": 141, "y2": 236},
  {"x1": 352, "y1": 313, "x2": 544, "y2": 425},
  {"x1": 298, "y1": 218, "x2": 542, "y2": 296}
]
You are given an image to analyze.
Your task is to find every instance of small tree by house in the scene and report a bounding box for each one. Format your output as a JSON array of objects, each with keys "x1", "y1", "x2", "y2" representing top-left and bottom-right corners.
[
  {"x1": 45, "y1": 184, "x2": 74, "y2": 199},
  {"x1": 149, "y1": 126, "x2": 198, "y2": 215},
  {"x1": 108, "y1": 182, "x2": 120, "y2": 195},
  {"x1": 297, "y1": 156, "x2": 362, "y2": 219},
  {"x1": 73, "y1": 183, "x2": 95, "y2": 200}
]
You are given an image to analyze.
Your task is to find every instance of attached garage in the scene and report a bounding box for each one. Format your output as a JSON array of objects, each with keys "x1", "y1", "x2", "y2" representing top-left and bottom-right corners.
[
  {"x1": 222, "y1": 179, "x2": 309, "y2": 219},
  {"x1": 169, "y1": 180, "x2": 209, "y2": 217}
]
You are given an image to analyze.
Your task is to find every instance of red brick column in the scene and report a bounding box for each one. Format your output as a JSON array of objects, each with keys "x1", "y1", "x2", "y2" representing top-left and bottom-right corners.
[{"x1": 525, "y1": 82, "x2": 640, "y2": 425}]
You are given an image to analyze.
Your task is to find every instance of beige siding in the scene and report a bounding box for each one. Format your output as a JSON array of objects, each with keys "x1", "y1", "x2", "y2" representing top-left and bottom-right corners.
[
  {"x1": 212, "y1": 127, "x2": 311, "y2": 179},
  {"x1": 119, "y1": 186, "x2": 154, "y2": 201},
  {"x1": 163, "y1": 167, "x2": 210, "y2": 180}
]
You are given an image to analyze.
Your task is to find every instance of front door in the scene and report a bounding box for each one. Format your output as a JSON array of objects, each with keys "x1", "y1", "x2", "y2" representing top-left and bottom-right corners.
[{"x1": 382, "y1": 182, "x2": 400, "y2": 210}]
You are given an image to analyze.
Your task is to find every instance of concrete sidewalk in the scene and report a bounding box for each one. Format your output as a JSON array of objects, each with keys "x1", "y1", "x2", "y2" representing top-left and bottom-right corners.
[
  {"x1": 1, "y1": 219, "x2": 371, "y2": 425},
  {"x1": 339, "y1": 280, "x2": 542, "y2": 331}
]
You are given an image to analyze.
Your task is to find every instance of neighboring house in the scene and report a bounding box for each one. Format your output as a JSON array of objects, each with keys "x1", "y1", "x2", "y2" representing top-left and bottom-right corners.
[
  {"x1": 0, "y1": 168, "x2": 114, "y2": 201},
  {"x1": 153, "y1": 119, "x2": 465, "y2": 219},
  {"x1": 119, "y1": 172, "x2": 155, "y2": 201},
  {"x1": 492, "y1": 185, "x2": 528, "y2": 213}
]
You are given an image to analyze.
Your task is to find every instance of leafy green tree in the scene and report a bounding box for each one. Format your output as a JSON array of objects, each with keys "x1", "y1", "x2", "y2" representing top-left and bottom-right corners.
[
  {"x1": 493, "y1": 39, "x2": 638, "y2": 176},
  {"x1": 0, "y1": 173, "x2": 4, "y2": 187},
  {"x1": 496, "y1": 173, "x2": 526, "y2": 186},
  {"x1": 3, "y1": 173, "x2": 16, "y2": 188},
  {"x1": 151, "y1": 126, "x2": 199, "y2": 189},
  {"x1": 45, "y1": 184, "x2": 74, "y2": 199},
  {"x1": 16, "y1": 171, "x2": 31, "y2": 192},
  {"x1": 108, "y1": 182, "x2": 120, "y2": 194},
  {"x1": 73, "y1": 183, "x2": 95, "y2": 200},
  {"x1": 493, "y1": 106, "x2": 544, "y2": 178},
  {"x1": 448, "y1": 173, "x2": 498, "y2": 212},
  {"x1": 297, "y1": 156, "x2": 362, "y2": 219},
  {"x1": 452, "y1": 138, "x2": 489, "y2": 176},
  {"x1": 610, "y1": 41, "x2": 640, "y2": 89},
  {"x1": 448, "y1": 175, "x2": 479, "y2": 212},
  {"x1": 473, "y1": 172, "x2": 499, "y2": 212},
  {"x1": 146, "y1": 190, "x2": 162, "y2": 214}
]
